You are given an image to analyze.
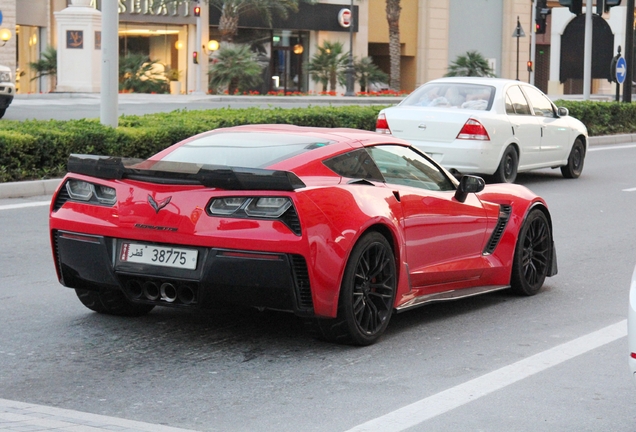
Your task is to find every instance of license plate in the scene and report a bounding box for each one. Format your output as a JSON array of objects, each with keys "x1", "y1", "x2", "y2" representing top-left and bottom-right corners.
[{"x1": 119, "y1": 242, "x2": 198, "y2": 270}]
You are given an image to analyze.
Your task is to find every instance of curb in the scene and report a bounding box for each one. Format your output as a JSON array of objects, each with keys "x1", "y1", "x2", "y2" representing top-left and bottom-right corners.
[
  {"x1": 0, "y1": 134, "x2": 631, "y2": 200},
  {"x1": 0, "y1": 178, "x2": 62, "y2": 200}
]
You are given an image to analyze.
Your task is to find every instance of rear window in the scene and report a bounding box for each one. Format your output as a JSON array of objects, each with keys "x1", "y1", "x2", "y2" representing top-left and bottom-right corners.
[
  {"x1": 160, "y1": 131, "x2": 335, "y2": 168},
  {"x1": 401, "y1": 83, "x2": 495, "y2": 110}
]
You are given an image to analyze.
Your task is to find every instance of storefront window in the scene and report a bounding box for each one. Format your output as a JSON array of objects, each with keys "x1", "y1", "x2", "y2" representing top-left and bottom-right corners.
[
  {"x1": 271, "y1": 30, "x2": 308, "y2": 94},
  {"x1": 16, "y1": 25, "x2": 41, "y2": 94},
  {"x1": 209, "y1": 28, "x2": 308, "y2": 94},
  {"x1": 119, "y1": 23, "x2": 186, "y2": 77}
]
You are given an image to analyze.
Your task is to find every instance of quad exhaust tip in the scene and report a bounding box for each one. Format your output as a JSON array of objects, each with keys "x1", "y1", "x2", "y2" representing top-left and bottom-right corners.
[{"x1": 126, "y1": 279, "x2": 197, "y2": 305}]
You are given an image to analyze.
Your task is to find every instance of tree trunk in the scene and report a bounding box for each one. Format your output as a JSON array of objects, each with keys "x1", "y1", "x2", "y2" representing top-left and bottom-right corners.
[
  {"x1": 219, "y1": 5, "x2": 239, "y2": 43},
  {"x1": 228, "y1": 77, "x2": 240, "y2": 95},
  {"x1": 329, "y1": 70, "x2": 337, "y2": 92},
  {"x1": 386, "y1": 0, "x2": 401, "y2": 91}
]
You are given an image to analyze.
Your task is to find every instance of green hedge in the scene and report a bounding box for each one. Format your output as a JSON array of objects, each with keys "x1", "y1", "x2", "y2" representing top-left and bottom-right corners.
[
  {"x1": 554, "y1": 100, "x2": 636, "y2": 136},
  {"x1": 0, "y1": 105, "x2": 387, "y2": 182},
  {"x1": 0, "y1": 101, "x2": 633, "y2": 182}
]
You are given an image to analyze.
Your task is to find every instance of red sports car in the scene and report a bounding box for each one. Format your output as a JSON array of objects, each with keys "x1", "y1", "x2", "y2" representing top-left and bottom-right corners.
[{"x1": 49, "y1": 125, "x2": 557, "y2": 345}]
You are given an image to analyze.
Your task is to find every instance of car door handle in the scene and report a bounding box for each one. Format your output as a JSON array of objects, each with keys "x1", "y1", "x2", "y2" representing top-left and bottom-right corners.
[{"x1": 418, "y1": 123, "x2": 427, "y2": 130}]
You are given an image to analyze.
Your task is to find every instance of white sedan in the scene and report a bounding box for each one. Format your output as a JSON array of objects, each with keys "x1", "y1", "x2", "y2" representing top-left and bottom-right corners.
[
  {"x1": 376, "y1": 77, "x2": 588, "y2": 183},
  {"x1": 629, "y1": 265, "x2": 636, "y2": 384}
]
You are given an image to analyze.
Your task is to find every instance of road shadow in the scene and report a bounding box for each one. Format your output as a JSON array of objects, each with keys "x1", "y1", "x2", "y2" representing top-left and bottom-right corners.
[{"x1": 67, "y1": 287, "x2": 527, "y2": 359}]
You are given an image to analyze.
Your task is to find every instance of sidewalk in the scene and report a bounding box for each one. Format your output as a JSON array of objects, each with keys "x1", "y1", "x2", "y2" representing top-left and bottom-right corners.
[
  {"x1": 13, "y1": 92, "x2": 404, "y2": 106},
  {"x1": 0, "y1": 133, "x2": 632, "y2": 200},
  {"x1": 0, "y1": 398, "x2": 200, "y2": 432}
]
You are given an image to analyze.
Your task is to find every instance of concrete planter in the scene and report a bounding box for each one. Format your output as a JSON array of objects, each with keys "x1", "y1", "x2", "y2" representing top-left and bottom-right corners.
[{"x1": 170, "y1": 81, "x2": 182, "y2": 95}]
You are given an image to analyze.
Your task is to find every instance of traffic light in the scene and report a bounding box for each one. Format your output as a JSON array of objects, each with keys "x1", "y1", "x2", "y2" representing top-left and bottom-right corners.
[
  {"x1": 535, "y1": 17, "x2": 547, "y2": 34},
  {"x1": 194, "y1": 5, "x2": 201, "y2": 17},
  {"x1": 193, "y1": 51, "x2": 199, "y2": 64},
  {"x1": 535, "y1": 0, "x2": 549, "y2": 34},
  {"x1": 527, "y1": 61, "x2": 533, "y2": 72},
  {"x1": 559, "y1": 0, "x2": 582, "y2": 15}
]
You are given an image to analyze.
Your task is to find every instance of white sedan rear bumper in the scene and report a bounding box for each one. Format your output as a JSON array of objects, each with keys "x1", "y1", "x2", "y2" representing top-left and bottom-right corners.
[
  {"x1": 409, "y1": 139, "x2": 503, "y2": 176},
  {"x1": 629, "y1": 265, "x2": 636, "y2": 385}
]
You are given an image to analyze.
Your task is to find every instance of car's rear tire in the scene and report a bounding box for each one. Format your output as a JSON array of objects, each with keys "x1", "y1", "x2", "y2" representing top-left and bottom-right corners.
[
  {"x1": 306, "y1": 232, "x2": 397, "y2": 346},
  {"x1": 0, "y1": 108, "x2": 7, "y2": 119},
  {"x1": 510, "y1": 209, "x2": 552, "y2": 296},
  {"x1": 493, "y1": 145, "x2": 518, "y2": 183},
  {"x1": 75, "y1": 288, "x2": 155, "y2": 317},
  {"x1": 560, "y1": 138, "x2": 585, "y2": 179}
]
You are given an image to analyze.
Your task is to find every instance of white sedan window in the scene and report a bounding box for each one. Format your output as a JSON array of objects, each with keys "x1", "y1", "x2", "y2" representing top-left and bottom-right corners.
[
  {"x1": 401, "y1": 83, "x2": 494, "y2": 110},
  {"x1": 506, "y1": 86, "x2": 532, "y2": 115},
  {"x1": 522, "y1": 86, "x2": 556, "y2": 118}
]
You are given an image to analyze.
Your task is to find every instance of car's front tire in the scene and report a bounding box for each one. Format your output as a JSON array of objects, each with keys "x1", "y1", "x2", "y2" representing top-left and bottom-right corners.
[
  {"x1": 75, "y1": 288, "x2": 155, "y2": 317},
  {"x1": 560, "y1": 138, "x2": 585, "y2": 179},
  {"x1": 493, "y1": 145, "x2": 518, "y2": 183},
  {"x1": 306, "y1": 232, "x2": 397, "y2": 346},
  {"x1": 510, "y1": 209, "x2": 552, "y2": 296}
]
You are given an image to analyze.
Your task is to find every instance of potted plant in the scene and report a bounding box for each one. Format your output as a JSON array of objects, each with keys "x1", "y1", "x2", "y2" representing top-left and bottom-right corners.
[{"x1": 165, "y1": 67, "x2": 182, "y2": 95}]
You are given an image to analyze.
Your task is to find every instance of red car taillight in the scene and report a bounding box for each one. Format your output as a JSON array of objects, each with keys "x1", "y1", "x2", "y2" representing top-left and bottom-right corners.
[
  {"x1": 376, "y1": 113, "x2": 391, "y2": 134},
  {"x1": 456, "y1": 118, "x2": 490, "y2": 141},
  {"x1": 631, "y1": 352, "x2": 636, "y2": 359}
]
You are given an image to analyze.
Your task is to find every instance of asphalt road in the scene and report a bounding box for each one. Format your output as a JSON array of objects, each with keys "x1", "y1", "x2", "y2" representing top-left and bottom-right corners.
[
  {"x1": 1, "y1": 144, "x2": 635, "y2": 431},
  {"x1": 4, "y1": 94, "x2": 399, "y2": 121}
]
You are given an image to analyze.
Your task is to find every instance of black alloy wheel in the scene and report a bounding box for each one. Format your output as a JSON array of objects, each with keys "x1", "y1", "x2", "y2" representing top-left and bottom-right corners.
[
  {"x1": 560, "y1": 138, "x2": 585, "y2": 179},
  {"x1": 494, "y1": 145, "x2": 518, "y2": 183},
  {"x1": 306, "y1": 232, "x2": 397, "y2": 345},
  {"x1": 511, "y1": 209, "x2": 552, "y2": 296}
]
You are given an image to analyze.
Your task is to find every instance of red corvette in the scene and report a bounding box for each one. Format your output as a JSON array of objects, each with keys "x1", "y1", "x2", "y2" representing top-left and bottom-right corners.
[{"x1": 49, "y1": 125, "x2": 557, "y2": 345}]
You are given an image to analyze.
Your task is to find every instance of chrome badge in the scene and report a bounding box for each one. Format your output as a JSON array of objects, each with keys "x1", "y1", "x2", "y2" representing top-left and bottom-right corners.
[{"x1": 148, "y1": 195, "x2": 171, "y2": 213}]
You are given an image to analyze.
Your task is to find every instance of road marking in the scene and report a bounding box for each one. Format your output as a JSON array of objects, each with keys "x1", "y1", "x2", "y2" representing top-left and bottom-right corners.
[
  {"x1": 589, "y1": 143, "x2": 636, "y2": 152},
  {"x1": 346, "y1": 320, "x2": 627, "y2": 432},
  {"x1": 623, "y1": 187, "x2": 636, "y2": 192},
  {"x1": 0, "y1": 201, "x2": 50, "y2": 211}
]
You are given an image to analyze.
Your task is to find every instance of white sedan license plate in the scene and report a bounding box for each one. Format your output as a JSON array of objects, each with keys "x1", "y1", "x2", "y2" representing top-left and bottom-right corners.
[{"x1": 119, "y1": 242, "x2": 198, "y2": 270}]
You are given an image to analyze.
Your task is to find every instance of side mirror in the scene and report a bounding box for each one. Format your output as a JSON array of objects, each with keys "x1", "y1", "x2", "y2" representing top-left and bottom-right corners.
[
  {"x1": 557, "y1": 107, "x2": 569, "y2": 117},
  {"x1": 454, "y1": 175, "x2": 485, "y2": 203}
]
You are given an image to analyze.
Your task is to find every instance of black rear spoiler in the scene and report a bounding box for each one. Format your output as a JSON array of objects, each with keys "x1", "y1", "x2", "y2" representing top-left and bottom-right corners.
[{"x1": 67, "y1": 154, "x2": 306, "y2": 191}]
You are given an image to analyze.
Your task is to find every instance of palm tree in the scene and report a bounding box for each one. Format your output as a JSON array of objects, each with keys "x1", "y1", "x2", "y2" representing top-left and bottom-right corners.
[
  {"x1": 445, "y1": 51, "x2": 496, "y2": 77},
  {"x1": 306, "y1": 41, "x2": 348, "y2": 92},
  {"x1": 208, "y1": 43, "x2": 265, "y2": 94},
  {"x1": 386, "y1": 0, "x2": 401, "y2": 91},
  {"x1": 28, "y1": 46, "x2": 57, "y2": 90},
  {"x1": 355, "y1": 57, "x2": 388, "y2": 92},
  {"x1": 207, "y1": 0, "x2": 306, "y2": 43},
  {"x1": 119, "y1": 54, "x2": 168, "y2": 94}
]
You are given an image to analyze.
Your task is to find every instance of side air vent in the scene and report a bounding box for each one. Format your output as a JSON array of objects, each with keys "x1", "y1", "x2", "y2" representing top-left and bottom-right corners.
[
  {"x1": 290, "y1": 254, "x2": 313, "y2": 311},
  {"x1": 483, "y1": 205, "x2": 512, "y2": 255},
  {"x1": 52, "y1": 230, "x2": 64, "y2": 283},
  {"x1": 280, "y1": 206, "x2": 302, "y2": 236},
  {"x1": 53, "y1": 182, "x2": 70, "y2": 211}
]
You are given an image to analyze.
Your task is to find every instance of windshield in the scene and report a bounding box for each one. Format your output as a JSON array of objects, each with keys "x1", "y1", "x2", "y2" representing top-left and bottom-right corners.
[
  {"x1": 401, "y1": 83, "x2": 495, "y2": 110},
  {"x1": 160, "y1": 131, "x2": 335, "y2": 168}
]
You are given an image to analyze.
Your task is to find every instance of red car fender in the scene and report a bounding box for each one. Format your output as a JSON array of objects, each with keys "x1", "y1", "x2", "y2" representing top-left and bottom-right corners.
[
  {"x1": 298, "y1": 185, "x2": 407, "y2": 318},
  {"x1": 476, "y1": 184, "x2": 552, "y2": 281}
]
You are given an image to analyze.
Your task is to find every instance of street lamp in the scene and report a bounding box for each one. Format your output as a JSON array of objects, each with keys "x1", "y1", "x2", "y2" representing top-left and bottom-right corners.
[
  {"x1": 344, "y1": 0, "x2": 355, "y2": 96},
  {"x1": 203, "y1": 39, "x2": 219, "y2": 54},
  {"x1": 512, "y1": 16, "x2": 526, "y2": 81},
  {"x1": 0, "y1": 28, "x2": 12, "y2": 47}
]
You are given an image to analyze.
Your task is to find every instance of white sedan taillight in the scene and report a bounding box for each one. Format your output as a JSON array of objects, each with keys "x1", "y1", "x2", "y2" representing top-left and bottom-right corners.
[
  {"x1": 375, "y1": 113, "x2": 391, "y2": 134},
  {"x1": 456, "y1": 118, "x2": 490, "y2": 141}
]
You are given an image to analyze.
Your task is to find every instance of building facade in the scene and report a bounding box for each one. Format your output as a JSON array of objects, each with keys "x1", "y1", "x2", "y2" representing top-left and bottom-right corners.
[{"x1": 0, "y1": 0, "x2": 627, "y2": 96}]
